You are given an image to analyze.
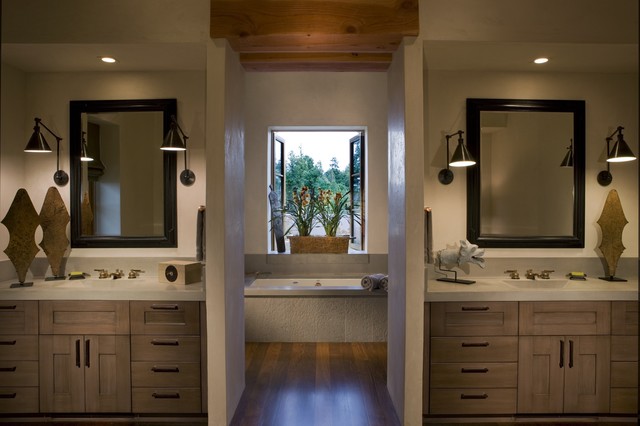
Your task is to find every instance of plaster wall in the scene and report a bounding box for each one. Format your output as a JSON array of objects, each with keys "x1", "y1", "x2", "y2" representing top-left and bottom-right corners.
[
  {"x1": 243, "y1": 71, "x2": 389, "y2": 256},
  {"x1": 424, "y1": 70, "x2": 639, "y2": 258}
]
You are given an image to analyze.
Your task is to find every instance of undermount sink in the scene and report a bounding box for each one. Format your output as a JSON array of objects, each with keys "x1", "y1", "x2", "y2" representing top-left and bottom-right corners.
[{"x1": 504, "y1": 279, "x2": 569, "y2": 289}]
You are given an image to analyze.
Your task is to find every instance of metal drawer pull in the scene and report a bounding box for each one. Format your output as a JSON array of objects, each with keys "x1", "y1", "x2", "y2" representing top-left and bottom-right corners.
[
  {"x1": 460, "y1": 393, "x2": 488, "y2": 399},
  {"x1": 0, "y1": 305, "x2": 17, "y2": 310},
  {"x1": 151, "y1": 339, "x2": 180, "y2": 346},
  {"x1": 150, "y1": 304, "x2": 179, "y2": 310},
  {"x1": 85, "y1": 340, "x2": 91, "y2": 368},
  {"x1": 152, "y1": 366, "x2": 180, "y2": 373},
  {"x1": 0, "y1": 367, "x2": 17, "y2": 372},
  {"x1": 152, "y1": 392, "x2": 181, "y2": 399},
  {"x1": 461, "y1": 306, "x2": 489, "y2": 311},
  {"x1": 76, "y1": 339, "x2": 81, "y2": 368},
  {"x1": 0, "y1": 340, "x2": 17, "y2": 346},
  {"x1": 559, "y1": 339, "x2": 564, "y2": 368},
  {"x1": 461, "y1": 342, "x2": 489, "y2": 347},
  {"x1": 569, "y1": 340, "x2": 574, "y2": 368},
  {"x1": 461, "y1": 368, "x2": 489, "y2": 373},
  {"x1": 0, "y1": 392, "x2": 17, "y2": 399}
]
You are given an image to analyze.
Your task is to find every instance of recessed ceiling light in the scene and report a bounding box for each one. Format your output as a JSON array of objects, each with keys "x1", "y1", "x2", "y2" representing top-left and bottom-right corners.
[
  {"x1": 534, "y1": 57, "x2": 549, "y2": 64},
  {"x1": 99, "y1": 56, "x2": 117, "y2": 64}
]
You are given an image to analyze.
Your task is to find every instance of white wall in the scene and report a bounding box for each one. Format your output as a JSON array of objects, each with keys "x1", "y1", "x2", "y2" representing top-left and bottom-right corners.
[
  {"x1": 424, "y1": 70, "x2": 639, "y2": 258},
  {"x1": 0, "y1": 69, "x2": 206, "y2": 262},
  {"x1": 243, "y1": 72, "x2": 389, "y2": 255}
]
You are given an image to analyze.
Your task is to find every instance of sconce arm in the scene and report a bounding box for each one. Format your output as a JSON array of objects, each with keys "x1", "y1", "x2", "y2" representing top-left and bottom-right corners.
[
  {"x1": 170, "y1": 115, "x2": 189, "y2": 148},
  {"x1": 606, "y1": 126, "x2": 624, "y2": 140},
  {"x1": 35, "y1": 117, "x2": 63, "y2": 142}
]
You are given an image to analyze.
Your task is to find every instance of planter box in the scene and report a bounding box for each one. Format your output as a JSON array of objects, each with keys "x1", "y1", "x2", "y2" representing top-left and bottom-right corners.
[{"x1": 288, "y1": 236, "x2": 350, "y2": 254}]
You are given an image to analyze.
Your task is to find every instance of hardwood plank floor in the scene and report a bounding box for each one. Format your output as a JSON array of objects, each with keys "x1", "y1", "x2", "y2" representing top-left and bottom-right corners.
[{"x1": 230, "y1": 342, "x2": 401, "y2": 426}]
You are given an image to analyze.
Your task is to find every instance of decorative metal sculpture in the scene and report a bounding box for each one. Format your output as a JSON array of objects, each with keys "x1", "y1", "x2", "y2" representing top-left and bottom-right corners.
[
  {"x1": 597, "y1": 189, "x2": 628, "y2": 281},
  {"x1": 39, "y1": 187, "x2": 70, "y2": 280},
  {"x1": 436, "y1": 239, "x2": 485, "y2": 284},
  {"x1": 2, "y1": 189, "x2": 40, "y2": 287},
  {"x1": 268, "y1": 185, "x2": 286, "y2": 253}
]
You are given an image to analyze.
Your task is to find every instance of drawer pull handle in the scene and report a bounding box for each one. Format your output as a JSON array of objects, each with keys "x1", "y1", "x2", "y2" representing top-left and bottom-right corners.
[
  {"x1": 461, "y1": 368, "x2": 489, "y2": 373},
  {"x1": 0, "y1": 340, "x2": 17, "y2": 346},
  {"x1": 0, "y1": 392, "x2": 17, "y2": 399},
  {"x1": 461, "y1": 342, "x2": 489, "y2": 347},
  {"x1": 76, "y1": 339, "x2": 81, "y2": 368},
  {"x1": 569, "y1": 340, "x2": 574, "y2": 369},
  {"x1": 460, "y1": 393, "x2": 488, "y2": 400},
  {"x1": 85, "y1": 339, "x2": 91, "y2": 368},
  {"x1": 152, "y1": 366, "x2": 180, "y2": 373},
  {"x1": 559, "y1": 339, "x2": 564, "y2": 368},
  {"x1": 151, "y1": 339, "x2": 179, "y2": 346},
  {"x1": 150, "y1": 304, "x2": 179, "y2": 310},
  {"x1": 0, "y1": 367, "x2": 17, "y2": 372},
  {"x1": 0, "y1": 305, "x2": 17, "y2": 310},
  {"x1": 152, "y1": 392, "x2": 180, "y2": 399},
  {"x1": 461, "y1": 306, "x2": 489, "y2": 311}
]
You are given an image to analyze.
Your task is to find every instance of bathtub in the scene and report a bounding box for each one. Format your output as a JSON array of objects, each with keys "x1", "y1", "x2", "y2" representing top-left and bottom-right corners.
[{"x1": 244, "y1": 276, "x2": 387, "y2": 342}]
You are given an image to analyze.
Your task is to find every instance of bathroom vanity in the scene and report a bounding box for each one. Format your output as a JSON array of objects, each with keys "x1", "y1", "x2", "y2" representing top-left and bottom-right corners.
[
  {"x1": 423, "y1": 277, "x2": 638, "y2": 420},
  {"x1": 0, "y1": 278, "x2": 206, "y2": 418}
]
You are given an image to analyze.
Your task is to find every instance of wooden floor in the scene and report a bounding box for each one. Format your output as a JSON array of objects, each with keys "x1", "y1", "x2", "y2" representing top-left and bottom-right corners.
[{"x1": 230, "y1": 342, "x2": 401, "y2": 426}]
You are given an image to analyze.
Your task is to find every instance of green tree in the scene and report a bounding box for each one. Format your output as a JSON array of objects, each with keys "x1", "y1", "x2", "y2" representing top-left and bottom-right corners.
[
  {"x1": 285, "y1": 149, "x2": 324, "y2": 201},
  {"x1": 321, "y1": 157, "x2": 349, "y2": 194}
]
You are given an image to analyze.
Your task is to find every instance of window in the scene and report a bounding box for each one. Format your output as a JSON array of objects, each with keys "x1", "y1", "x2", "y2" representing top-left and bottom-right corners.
[{"x1": 270, "y1": 129, "x2": 365, "y2": 252}]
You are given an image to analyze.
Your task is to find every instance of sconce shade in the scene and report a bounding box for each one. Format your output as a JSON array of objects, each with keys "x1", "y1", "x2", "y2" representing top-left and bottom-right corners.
[
  {"x1": 607, "y1": 135, "x2": 636, "y2": 163},
  {"x1": 161, "y1": 123, "x2": 187, "y2": 151},
  {"x1": 560, "y1": 139, "x2": 573, "y2": 167},
  {"x1": 24, "y1": 127, "x2": 52, "y2": 152},
  {"x1": 449, "y1": 140, "x2": 476, "y2": 167},
  {"x1": 80, "y1": 133, "x2": 93, "y2": 162}
]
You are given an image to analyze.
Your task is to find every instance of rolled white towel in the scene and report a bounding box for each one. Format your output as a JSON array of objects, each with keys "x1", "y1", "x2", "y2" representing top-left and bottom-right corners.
[
  {"x1": 361, "y1": 273, "x2": 386, "y2": 291},
  {"x1": 380, "y1": 275, "x2": 389, "y2": 292}
]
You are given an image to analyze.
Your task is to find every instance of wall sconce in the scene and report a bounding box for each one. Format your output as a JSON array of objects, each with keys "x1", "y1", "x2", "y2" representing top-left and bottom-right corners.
[
  {"x1": 560, "y1": 139, "x2": 573, "y2": 167},
  {"x1": 161, "y1": 115, "x2": 196, "y2": 186},
  {"x1": 80, "y1": 131, "x2": 93, "y2": 162},
  {"x1": 597, "y1": 126, "x2": 636, "y2": 186},
  {"x1": 24, "y1": 117, "x2": 68, "y2": 186},
  {"x1": 438, "y1": 130, "x2": 476, "y2": 185}
]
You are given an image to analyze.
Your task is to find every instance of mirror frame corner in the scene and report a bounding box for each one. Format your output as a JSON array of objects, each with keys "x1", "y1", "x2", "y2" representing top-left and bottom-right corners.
[
  {"x1": 69, "y1": 98, "x2": 178, "y2": 248},
  {"x1": 465, "y1": 98, "x2": 586, "y2": 248}
]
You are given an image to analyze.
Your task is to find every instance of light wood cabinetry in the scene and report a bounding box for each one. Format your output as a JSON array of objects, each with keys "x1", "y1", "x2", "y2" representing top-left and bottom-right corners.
[
  {"x1": 518, "y1": 301, "x2": 611, "y2": 414},
  {"x1": 429, "y1": 302, "x2": 518, "y2": 414},
  {"x1": 130, "y1": 301, "x2": 202, "y2": 413},
  {"x1": 0, "y1": 301, "x2": 39, "y2": 413},
  {"x1": 39, "y1": 301, "x2": 131, "y2": 413},
  {"x1": 610, "y1": 301, "x2": 638, "y2": 414}
]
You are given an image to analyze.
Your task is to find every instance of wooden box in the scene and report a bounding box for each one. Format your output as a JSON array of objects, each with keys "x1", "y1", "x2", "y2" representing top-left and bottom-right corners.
[{"x1": 158, "y1": 261, "x2": 202, "y2": 285}]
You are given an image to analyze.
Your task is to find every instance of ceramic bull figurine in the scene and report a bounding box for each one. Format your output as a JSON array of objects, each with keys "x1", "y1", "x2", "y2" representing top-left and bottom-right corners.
[{"x1": 437, "y1": 239, "x2": 486, "y2": 269}]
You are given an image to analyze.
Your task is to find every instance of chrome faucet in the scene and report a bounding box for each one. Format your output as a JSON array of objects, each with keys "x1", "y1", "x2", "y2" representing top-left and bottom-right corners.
[
  {"x1": 525, "y1": 269, "x2": 539, "y2": 280},
  {"x1": 109, "y1": 269, "x2": 124, "y2": 279},
  {"x1": 525, "y1": 269, "x2": 555, "y2": 280},
  {"x1": 504, "y1": 270, "x2": 520, "y2": 279},
  {"x1": 128, "y1": 269, "x2": 145, "y2": 279}
]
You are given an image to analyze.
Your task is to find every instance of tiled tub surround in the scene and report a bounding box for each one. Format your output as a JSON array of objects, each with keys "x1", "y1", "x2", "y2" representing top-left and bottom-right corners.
[{"x1": 245, "y1": 276, "x2": 388, "y2": 342}]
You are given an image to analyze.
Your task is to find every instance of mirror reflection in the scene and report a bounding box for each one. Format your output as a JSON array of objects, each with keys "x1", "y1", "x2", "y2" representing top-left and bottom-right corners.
[
  {"x1": 466, "y1": 98, "x2": 585, "y2": 248},
  {"x1": 70, "y1": 99, "x2": 177, "y2": 248}
]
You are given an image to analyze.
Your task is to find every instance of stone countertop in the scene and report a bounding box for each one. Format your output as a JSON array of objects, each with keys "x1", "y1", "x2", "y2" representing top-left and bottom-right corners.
[
  {"x1": 0, "y1": 277, "x2": 205, "y2": 301},
  {"x1": 426, "y1": 277, "x2": 638, "y2": 302}
]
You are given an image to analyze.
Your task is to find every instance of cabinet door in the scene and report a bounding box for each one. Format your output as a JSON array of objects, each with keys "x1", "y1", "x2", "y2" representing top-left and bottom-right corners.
[
  {"x1": 84, "y1": 335, "x2": 131, "y2": 413},
  {"x1": 40, "y1": 335, "x2": 85, "y2": 412},
  {"x1": 518, "y1": 336, "x2": 564, "y2": 413},
  {"x1": 563, "y1": 335, "x2": 610, "y2": 413}
]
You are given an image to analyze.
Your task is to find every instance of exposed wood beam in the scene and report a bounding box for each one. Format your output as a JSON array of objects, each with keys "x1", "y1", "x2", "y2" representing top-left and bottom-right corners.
[{"x1": 240, "y1": 52, "x2": 392, "y2": 72}]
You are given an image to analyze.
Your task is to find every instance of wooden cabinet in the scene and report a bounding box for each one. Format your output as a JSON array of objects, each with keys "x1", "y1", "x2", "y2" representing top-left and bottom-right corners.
[
  {"x1": 429, "y1": 302, "x2": 518, "y2": 414},
  {"x1": 518, "y1": 301, "x2": 611, "y2": 414},
  {"x1": 39, "y1": 301, "x2": 131, "y2": 413},
  {"x1": 610, "y1": 301, "x2": 638, "y2": 414},
  {"x1": 130, "y1": 301, "x2": 202, "y2": 413},
  {"x1": 0, "y1": 301, "x2": 39, "y2": 413}
]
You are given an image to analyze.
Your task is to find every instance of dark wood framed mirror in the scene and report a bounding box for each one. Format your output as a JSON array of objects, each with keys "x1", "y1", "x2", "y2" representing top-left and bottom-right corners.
[
  {"x1": 466, "y1": 98, "x2": 585, "y2": 248},
  {"x1": 70, "y1": 99, "x2": 177, "y2": 248}
]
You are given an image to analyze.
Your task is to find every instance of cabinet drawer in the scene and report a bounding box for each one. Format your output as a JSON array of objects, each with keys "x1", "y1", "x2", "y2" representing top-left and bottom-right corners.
[
  {"x1": 430, "y1": 388, "x2": 516, "y2": 414},
  {"x1": 0, "y1": 301, "x2": 38, "y2": 335},
  {"x1": 39, "y1": 300, "x2": 129, "y2": 334},
  {"x1": 132, "y1": 388, "x2": 201, "y2": 413},
  {"x1": 131, "y1": 336, "x2": 200, "y2": 361},
  {"x1": 610, "y1": 388, "x2": 638, "y2": 414},
  {"x1": 431, "y1": 363, "x2": 517, "y2": 388},
  {"x1": 0, "y1": 387, "x2": 39, "y2": 413},
  {"x1": 611, "y1": 361, "x2": 638, "y2": 388},
  {"x1": 131, "y1": 301, "x2": 199, "y2": 335},
  {"x1": 0, "y1": 336, "x2": 38, "y2": 360},
  {"x1": 0, "y1": 361, "x2": 38, "y2": 386},
  {"x1": 431, "y1": 302, "x2": 518, "y2": 336},
  {"x1": 519, "y1": 301, "x2": 610, "y2": 335},
  {"x1": 132, "y1": 362, "x2": 200, "y2": 388},
  {"x1": 431, "y1": 337, "x2": 517, "y2": 362},
  {"x1": 611, "y1": 336, "x2": 638, "y2": 361},
  {"x1": 611, "y1": 301, "x2": 638, "y2": 336}
]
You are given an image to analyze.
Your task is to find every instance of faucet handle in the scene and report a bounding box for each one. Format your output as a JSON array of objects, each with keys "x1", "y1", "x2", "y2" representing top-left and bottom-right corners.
[
  {"x1": 540, "y1": 270, "x2": 555, "y2": 279},
  {"x1": 94, "y1": 269, "x2": 109, "y2": 279},
  {"x1": 504, "y1": 270, "x2": 520, "y2": 279},
  {"x1": 128, "y1": 269, "x2": 145, "y2": 279}
]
